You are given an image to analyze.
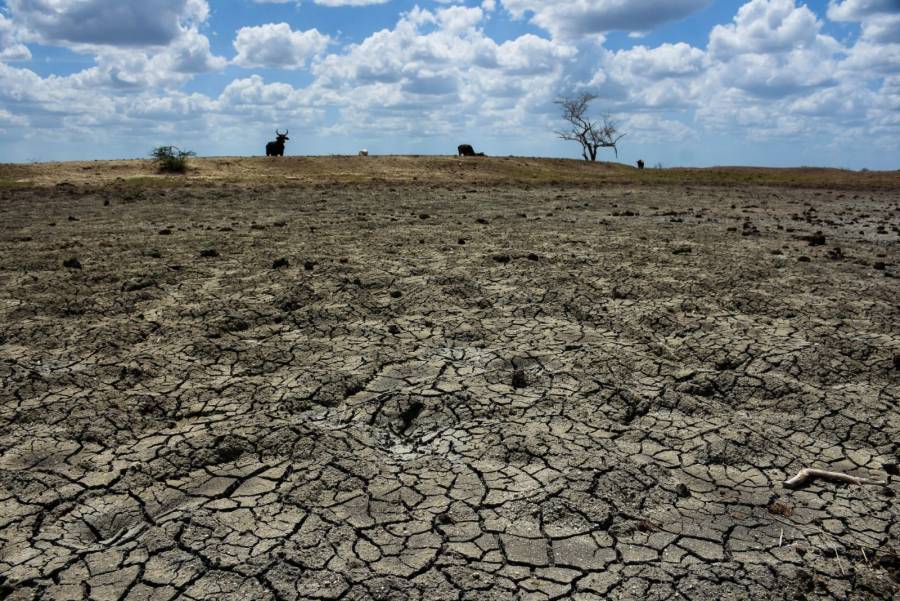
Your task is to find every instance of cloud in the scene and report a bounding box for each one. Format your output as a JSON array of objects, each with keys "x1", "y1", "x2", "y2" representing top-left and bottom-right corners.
[
  {"x1": 6, "y1": 0, "x2": 210, "y2": 48},
  {"x1": 311, "y1": 5, "x2": 574, "y2": 112},
  {"x1": 840, "y1": 40, "x2": 900, "y2": 75},
  {"x1": 218, "y1": 74, "x2": 299, "y2": 109},
  {"x1": 608, "y1": 43, "x2": 706, "y2": 80},
  {"x1": 0, "y1": 106, "x2": 29, "y2": 128},
  {"x1": 311, "y1": 0, "x2": 390, "y2": 5},
  {"x1": 500, "y1": 0, "x2": 712, "y2": 38},
  {"x1": 0, "y1": 62, "x2": 117, "y2": 123},
  {"x1": 2, "y1": 0, "x2": 225, "y2": 87},
  {"x1": 300, "y1": 5, "x2": 580, "y2": 142},
  {"x1": 233, "y1": 23, "x2": 331, "y2": 69},
  {"x1": 252, "y1": 0, "x2": 390, "y2": 4},
  {"x1": 61, "y1": 29, "x2": 226, "y2": 91},
  {"x1": 591, "y1": 43, "x2": 707, "y2": 109},
  {"x1": 705, "y1": 0, "x2": 842, "y2": 98},
  {"x1": 496, "y1": 34, "x2": 577, "y2": 75},
  {"x1": 828, "y1": 0, "x2": 900, "y2": 43},
  {"x1": 624, "y1": 113, "x2": 697, "y2": 144},
  {"x1": 709, "y1": 0, "x2": 825, "y2": 58},
  {"x1": 0, "y1": 13, "x2": 31, "y2": 60}
]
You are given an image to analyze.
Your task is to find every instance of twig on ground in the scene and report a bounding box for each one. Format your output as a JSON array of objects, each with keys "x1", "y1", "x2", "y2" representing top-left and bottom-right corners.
[
  {"x1": 827, "y1": 538, "x2": 845, "y2": 576},
  {"x1": 784, "y1": 468, "x2": 886, "y2": 489}
]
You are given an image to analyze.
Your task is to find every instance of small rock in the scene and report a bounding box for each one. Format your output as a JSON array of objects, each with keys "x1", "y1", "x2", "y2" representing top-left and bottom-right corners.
[
  {"x1": 390, "y1": 290, "x2": 402, "y2": 299},
  {"x1": 476, "y1": 218, "x2": 488, "y2": 225},
  {"x1": 512, "y1": 369, "x2": 528, "y2": 389},
  {"x1": 807, "y1": 231, "x2": 826, "y2": 246},
  {"x1": 826, "y1": 247, "x2": 844, "y2": 261},
  {"x1": 458, "y1": 238, "x2": 466, "y2": 245},
  {"x1": 672, "y1": 246, "x2": 692, "y2": 255},
  {"x1": 492, "y1": 254, "x2": 511, "y2": 264},
  {"x1": 798, "y1": 256, "x2": 811, "y2": 263},
  {"x1": 122, "y1": 278, "x2": 154, "y2": 292},
  {"x1": 303, "y1": 260, "x2": 316, "y2": 271},
  {"x1": 388, "y1": 324, "x2": 401, "y2": 335},
  {"x1": 158, "y1": 229, "x2": 172, "y2": 235},
  {"x1": 874, "y1": 261, "x2": 886, "y2": 270},
  {"x1": 674, "y1": 368, "x2": 695, "y2": 382},
  {"x1": 611, "y1": 287, "x2": 631, "y2": 300},
  {"x1": 63, "y1": 257, "x2": 81, "y2": 269},
  {"x1": 526, "y1": 253, "x2": 540, "y2": 261},
  {"x1": 68, "y1": 215, "x2": 78, "y2": 221},
  {"x1": 767, "y1": 501, "x2": 794, "y2": 517},
  {"x1": 675, "y1": 483, "x2": 691, "y2": 498},
  {"x1": 199, "y1": 249, "x2": 219, "y2": 258},
  {"x1": 272, "y1": 257, "x2": 289, "y2": 269},
  {"x1": 103, "y1": 199, "x2": 110, "y2": 206},
  {"x1": 419, "y1": 213, "x2": 430, "y2": 220}
]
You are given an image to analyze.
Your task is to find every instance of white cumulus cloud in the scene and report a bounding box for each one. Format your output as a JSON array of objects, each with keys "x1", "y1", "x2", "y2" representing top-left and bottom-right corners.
[
  {"x1": 828, "y1": 0, "x2": 900, "y2": 43},
  {"x1": 233, "y1": 23, "x2": 331, "y2": 69},
  {"x1": 501, "y1": 0, "x2": 712, "y2": 39},
  {"x1": 6, "y1": 0, "x2": 210, "y2": 47},
  {"x1": 0, "y1": 13, "x2": 31, "y2": 60},
  {"x1": 253, "y1": 0, "x2": 390, "y2": 5}
]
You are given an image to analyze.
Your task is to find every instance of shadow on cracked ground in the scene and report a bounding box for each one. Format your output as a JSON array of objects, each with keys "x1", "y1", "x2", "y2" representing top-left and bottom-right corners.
[{"x1": 1, "y1": 168, "x2": 898, "y2": 600}]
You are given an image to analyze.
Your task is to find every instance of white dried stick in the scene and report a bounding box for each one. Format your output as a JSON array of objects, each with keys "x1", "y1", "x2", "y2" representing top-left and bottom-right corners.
[{"x1": 784, "y1": 468, "x2": 886, "y2": 489}]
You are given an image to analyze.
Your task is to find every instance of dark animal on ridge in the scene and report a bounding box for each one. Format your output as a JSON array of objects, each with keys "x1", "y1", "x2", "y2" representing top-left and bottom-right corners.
[
  {"x1": 458, "y1": 144, "x2": 485, "y2": 157},
  {"x1": 637, "y1": 159, "x2": 645, "y2": 170},
  {"x1": 266, "y1": 130, "x2": 289, "y2": 157}
]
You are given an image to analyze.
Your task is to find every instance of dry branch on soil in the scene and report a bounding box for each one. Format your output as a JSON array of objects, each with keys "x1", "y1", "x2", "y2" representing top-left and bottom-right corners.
[{"x1": 784, "y1": 468, "x2": 887, "y2": 489}]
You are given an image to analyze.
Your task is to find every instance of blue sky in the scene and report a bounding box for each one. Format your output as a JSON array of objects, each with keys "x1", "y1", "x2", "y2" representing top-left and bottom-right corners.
[{"x1": 0, "y1": 1, "x2": 898, "y2": 168}]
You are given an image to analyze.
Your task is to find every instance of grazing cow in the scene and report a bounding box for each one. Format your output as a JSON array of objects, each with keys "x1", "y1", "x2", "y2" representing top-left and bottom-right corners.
[
  {"x1": 637, "y1": 159, "x2": 645, "y2": 170},
  {"x1": 359, "y1": 149, "x2": 369, "y2": 156},
  {"x1": 458, "y1": 144, "x2": 485, "y2": 157},
  {"x1": 266, "y1": 130, "x2": 289, "y2": 157}
]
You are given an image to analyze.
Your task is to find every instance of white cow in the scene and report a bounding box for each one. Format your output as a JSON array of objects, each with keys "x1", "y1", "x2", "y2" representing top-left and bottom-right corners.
[{"x1": 358, "y1": 149, "x2": 369, "y2": 156}]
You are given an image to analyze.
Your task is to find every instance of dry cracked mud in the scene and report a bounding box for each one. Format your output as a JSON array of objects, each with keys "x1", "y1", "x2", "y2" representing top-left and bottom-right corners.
[{"x1": 1, "y1": 171, "x2": 898, "y2": 600}]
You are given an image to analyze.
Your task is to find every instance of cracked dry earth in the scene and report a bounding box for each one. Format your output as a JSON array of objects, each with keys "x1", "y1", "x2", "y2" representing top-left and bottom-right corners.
[{"x1": 1, "y1": 180, "x2": 898, "y2": 601}]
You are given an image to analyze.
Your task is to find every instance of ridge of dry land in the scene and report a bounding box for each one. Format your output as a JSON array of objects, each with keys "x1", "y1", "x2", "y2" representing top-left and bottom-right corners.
[{"x1": 2, "y1": 155, "x2": 899, "y2": 190}]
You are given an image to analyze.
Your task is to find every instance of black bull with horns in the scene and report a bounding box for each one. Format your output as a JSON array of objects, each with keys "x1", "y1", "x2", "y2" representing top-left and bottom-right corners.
[
  {"x1": 457, "y1": 144, "x2": 485, "y2": 157},
  {"x1": 266, "y1": 130, "x2": 289, "y2": 157}
]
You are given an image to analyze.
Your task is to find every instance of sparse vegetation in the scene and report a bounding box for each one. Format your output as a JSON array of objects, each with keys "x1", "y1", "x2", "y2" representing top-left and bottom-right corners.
[{"x1": 151, "y1": 146, "x2": 196, "y2": 173}]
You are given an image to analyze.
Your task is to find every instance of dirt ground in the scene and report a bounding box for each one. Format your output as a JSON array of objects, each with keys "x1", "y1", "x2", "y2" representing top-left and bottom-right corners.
[{"x1": 1, "y1": 158, "x2": 898, "y2": 600}]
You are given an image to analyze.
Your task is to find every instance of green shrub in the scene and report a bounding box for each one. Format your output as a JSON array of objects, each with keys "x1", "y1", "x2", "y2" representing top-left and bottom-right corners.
[{"x1": 151, "y1": 146, "x2": 196, "y2": 173}]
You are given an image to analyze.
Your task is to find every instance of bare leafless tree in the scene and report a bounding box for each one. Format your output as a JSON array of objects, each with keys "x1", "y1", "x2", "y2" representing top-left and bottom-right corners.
[{"x1": 555, "y1": 93, "x2": 625, "y2": 161}]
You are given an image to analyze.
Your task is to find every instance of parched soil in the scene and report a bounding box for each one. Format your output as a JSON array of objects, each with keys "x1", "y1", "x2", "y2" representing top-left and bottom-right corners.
[{"x1": 0, "y1": 158, "x2": 898, "y2": 600}]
